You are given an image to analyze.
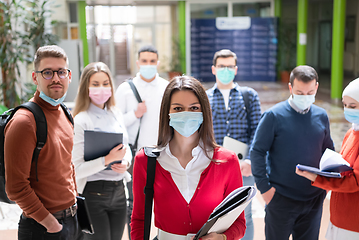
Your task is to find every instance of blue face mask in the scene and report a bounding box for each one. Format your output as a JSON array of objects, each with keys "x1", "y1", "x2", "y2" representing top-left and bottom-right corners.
[
  {"x1": 292, "y1": 94, "x2": 315, "y2": 110},
  {"x1": 344, "y1": 108, "x2": 359, "y2": 124},
  {"x1": 139, "y1": 65, "x2": 157, "y2": 80},
  {"x1": 216, "y1": 68, "x2": 235, "y2": 85},
  {"x1": 169, "y1": 111, "x2": 203, "y2": 138},
  {"x1": 39, "y1": 91, "x2": 67, "y2": 106}
]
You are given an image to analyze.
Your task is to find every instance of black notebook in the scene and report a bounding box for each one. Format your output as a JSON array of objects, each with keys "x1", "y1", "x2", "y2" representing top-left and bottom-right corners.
[
  {"x1": 76, "y1": 196, "x2": 94, "y2": 234},
  {"x1": 84, "y1": 130, "x2": 123, "y2": 170}
]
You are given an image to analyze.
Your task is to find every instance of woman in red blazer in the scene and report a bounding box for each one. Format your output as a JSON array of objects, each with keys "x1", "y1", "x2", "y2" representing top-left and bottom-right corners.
[{"x1": 131, "y1": 76, "x2": 246, "y2": 240}]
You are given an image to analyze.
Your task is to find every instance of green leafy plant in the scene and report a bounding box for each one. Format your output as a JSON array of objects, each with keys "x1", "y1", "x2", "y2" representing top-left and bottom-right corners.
[
  {"x1": 278, "y1": 22, "x2": 297, "y2": 72},
  {"x1": 25, "y1": 0, "x2": 59, "y2": 50},
  {"x1": 0, "y1": 0, "x2": 59, "y2": 108},
  {"x1": 0, "y1": 0, "x2": 31, "y2": 107}
]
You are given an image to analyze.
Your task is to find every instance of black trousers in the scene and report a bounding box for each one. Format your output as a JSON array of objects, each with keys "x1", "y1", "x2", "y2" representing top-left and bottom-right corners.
[
  {"x1": 18, "y1": 213, "x2": 84, "y2": 240},
  {"x1": 82, "y1": 180, "x2": 127, "y2": 240},
  {"x1": 265, "y1": 191, "x2": 326, "y2": 240}
]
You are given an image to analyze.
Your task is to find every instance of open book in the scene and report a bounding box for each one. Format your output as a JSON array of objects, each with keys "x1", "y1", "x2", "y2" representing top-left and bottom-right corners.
[
  {"x1": 296, "y1": 148, "x2": 353, "y2": 178},
  {"x1": 193, "y1": 186, "x2": 257, "y2": 240}
]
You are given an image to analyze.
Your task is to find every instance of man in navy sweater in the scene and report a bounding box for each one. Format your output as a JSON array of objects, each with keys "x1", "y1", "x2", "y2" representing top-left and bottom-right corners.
[{"x1": 250, "y1": 65, "x2": 334, "y2": 240}]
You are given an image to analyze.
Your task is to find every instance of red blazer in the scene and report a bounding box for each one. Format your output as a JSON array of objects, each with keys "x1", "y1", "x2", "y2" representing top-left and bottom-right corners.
[
  {"x1": 131, "y1": 146, "x2": 246, "y2": 240},
  {"x1": 313, "y1": 129, "x2": 359, "y2": 232}
]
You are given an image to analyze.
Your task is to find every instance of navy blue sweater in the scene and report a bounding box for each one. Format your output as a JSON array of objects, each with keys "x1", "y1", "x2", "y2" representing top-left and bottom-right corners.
[{"x1": 250, "y1": 100, "x2": 334, "y2": 201}]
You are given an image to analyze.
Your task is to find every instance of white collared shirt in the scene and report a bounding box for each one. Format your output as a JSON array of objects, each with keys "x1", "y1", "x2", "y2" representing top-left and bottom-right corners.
[
  {"x1": 115, "y1": 73, "x2": 168, "y2": 150},
  {"x1": 72, "y1": 104, "x2": 132, "y2": 193},
  {"x1": 157, "y1": 144, "x2": 212, "y2": 203}
]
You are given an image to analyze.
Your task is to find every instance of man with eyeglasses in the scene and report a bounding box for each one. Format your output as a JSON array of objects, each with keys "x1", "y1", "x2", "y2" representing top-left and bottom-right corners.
[
  {"x1": 4, "y1": 45, "x2": 83, "y2": 240},
  {"x1": 206, "y1": 49, "x2": 261, "y2": 240}
]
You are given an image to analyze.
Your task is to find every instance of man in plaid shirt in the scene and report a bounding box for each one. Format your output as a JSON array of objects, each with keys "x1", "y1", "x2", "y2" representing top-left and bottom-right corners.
[{"x1": 206, "y1": 49, "x2": 261, "y2": 240}]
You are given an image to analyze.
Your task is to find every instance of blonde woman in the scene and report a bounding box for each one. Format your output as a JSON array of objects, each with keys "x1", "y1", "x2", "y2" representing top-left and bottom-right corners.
[{"x1": 72, "y1": 62, "x2": 132, "y2": 240}]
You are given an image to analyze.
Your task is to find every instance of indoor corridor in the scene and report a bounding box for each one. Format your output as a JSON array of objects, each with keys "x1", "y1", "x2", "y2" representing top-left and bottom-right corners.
[{"x1": 0, "y1": 77, "x2": 353, "y2": 240}]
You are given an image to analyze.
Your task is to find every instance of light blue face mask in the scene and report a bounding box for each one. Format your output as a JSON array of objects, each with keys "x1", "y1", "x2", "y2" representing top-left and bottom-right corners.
[
  {"x1": 39, "y1": 91, "x2": 67, "y2": 106},
  {"x1": 292, "y1": 94, "x2": 315, "y2": 110},
  {"x1": 169, "y1": 111, "x2": 203, "y2": 138},
  {"x1": 216, "y1": 68, "x2": 236, "y2": 85},
  {"x1": 139, "y1": 65, "x2": 157, "y2": 80},
  {"x1": 344, "y1": 108, "x2": 359, "y2": 124}
]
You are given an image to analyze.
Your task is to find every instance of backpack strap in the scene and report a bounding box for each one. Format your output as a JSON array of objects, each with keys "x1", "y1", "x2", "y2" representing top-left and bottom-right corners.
[
  {"x1": 60, "y1": 103, "x2": 74, "y2": 126},
  {"x1": 240, "y1": 87, "x2": 251, "y2": 142},
  {"x1": 13, "y1": 102, "x2": 47, "y2": 181},
  {"x1": 143, "y1": 147, "x2": 160, "y2": 240},
  {"x1": 127, "y1": 79, "x2": 142, "y2": 103}
]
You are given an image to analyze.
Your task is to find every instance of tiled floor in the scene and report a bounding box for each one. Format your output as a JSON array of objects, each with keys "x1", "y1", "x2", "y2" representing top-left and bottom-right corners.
[{"x1": 0, "y1": 78, "x2": 351, "y2": 240}]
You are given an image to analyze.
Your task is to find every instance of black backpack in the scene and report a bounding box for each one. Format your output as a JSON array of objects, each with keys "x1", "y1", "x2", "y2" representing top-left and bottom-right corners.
[{"x1": 0, "y1": 102, "x2": 73, "y2": 204}]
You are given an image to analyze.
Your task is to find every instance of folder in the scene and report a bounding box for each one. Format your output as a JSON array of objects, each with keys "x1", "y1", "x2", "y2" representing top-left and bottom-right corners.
[
  {"x1": 84, "y1": 130, "x2": 123, "y2": 170},
  {"x1": 223, "y1": 136, "x2": 249, "y2": 160},
  {"x1": 296, "y1": 148, "x2": 353, "y2": 178},
  {"x1": 193, "y1": 186, "x2": 257, "y2": 240},
  {"x1": 76, "y1": 196, "x2": 94, "y2": 234}
]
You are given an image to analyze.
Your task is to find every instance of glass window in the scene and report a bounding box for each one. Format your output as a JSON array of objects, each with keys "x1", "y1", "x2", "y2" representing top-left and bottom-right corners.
[
  {"x1": 111, "y1": 6, "x2": 136, "y2": 24},
  {"x1": 136, "y1": 6, "x2": 154, "y2": 23},
  {"x1": 53, "y1": 22, "x2": 68, "y2": 39},
  {"x1": 70, "y1": 27, "x2": 78, "y2": 39},
  {"x1": 69, "y1": 2, "x2": 78, "y2": 23},
  {"x1": 191, "y1": 3, "x2": 227, "y2": 19},
  {"x1": 94, "y1": 6, "x2": 110, "y2": 24},
  {"x1": 156, "y1": 24, "x2": 171, "y2": 72},
  {"x1": 233, "y1": 3, "x2": 271, "y2": 18},
  {"x1": 86, "y1": 6, "x2": 94, "y2": 24},
  {"x1": 155, "y1": 6, "x2": 171, "y2": 23}
]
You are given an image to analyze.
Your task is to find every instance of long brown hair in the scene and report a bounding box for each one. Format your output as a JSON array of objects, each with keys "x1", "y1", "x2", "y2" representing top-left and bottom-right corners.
[
  {"x1": 73, "y1": 62, "x2": 116, "y2": 116},
  {"x1": 157, "y1": 76, "x2": 219, "y2": 159}
]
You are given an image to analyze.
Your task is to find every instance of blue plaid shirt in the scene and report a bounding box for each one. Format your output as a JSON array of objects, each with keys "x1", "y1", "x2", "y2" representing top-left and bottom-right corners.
[{"x1": 206, "y1": 83, "x2": 261, "y2": 160}]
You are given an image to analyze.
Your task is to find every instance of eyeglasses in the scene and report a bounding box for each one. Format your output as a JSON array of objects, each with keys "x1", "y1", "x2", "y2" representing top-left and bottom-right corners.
[
  {"x1": 35, "y1": 68, "x2": 70, "y2": 80},
  {"x1": 216, "y1": 65, "x2": 236, "y2": 70}
]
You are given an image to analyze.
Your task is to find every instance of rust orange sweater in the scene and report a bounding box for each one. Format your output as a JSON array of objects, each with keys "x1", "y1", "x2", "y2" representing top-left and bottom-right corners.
[
  {"x1": 4, "y1": 91, "x2": 77, "y2": 223},
  {"x1": 313, "y1": 128, "x2": 359, "y2": 232}
]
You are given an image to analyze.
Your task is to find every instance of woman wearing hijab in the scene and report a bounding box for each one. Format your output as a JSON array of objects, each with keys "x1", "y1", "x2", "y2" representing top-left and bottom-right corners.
[{"x1": 296, "y1": 78, "x2": 359, "y2": 239}]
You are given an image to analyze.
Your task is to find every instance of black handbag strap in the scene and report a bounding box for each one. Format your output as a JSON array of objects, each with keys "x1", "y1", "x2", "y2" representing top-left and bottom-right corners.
[
  {"x1": 127, "y1": 79, "x2": 142, "y2": 149},
  {"x1": 143, "y1": 147, "x2": 160, "y2": 240}
]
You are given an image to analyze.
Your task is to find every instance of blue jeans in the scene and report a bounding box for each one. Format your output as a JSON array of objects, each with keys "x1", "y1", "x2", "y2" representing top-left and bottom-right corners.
[
  {"x1": 265, "y1": 191, "x2": 326, "y2": 240},
  {"x1": 82, "y1": 180, "x2": 127, "y2": 240},
  {"x1": 18, "y1": 213, "x2": 84, "y2": 240},
  {"x1": 240, "y1": 175, "x2": 254, "y2": 240}
]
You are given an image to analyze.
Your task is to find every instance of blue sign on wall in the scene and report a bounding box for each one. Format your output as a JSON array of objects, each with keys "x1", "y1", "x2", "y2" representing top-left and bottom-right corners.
[{"x1": 191, "y1": 17, "x2": 278, "y2": 82}]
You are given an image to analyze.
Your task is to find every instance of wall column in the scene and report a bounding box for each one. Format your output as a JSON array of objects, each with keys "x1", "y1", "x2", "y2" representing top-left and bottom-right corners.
[
  {"x1": 78, "y1": 1, "x2": 89, "y2": 67},
  {"x1": 178, "y1": 1, "x2": 186, "y2": 73},
  {"x1": 274, "y1": 0, "x2": 281, "y2": 18},
  {"x1": 297, "y1": 0, "x2": 308, "y2": 66},
  {"x1": 331, "y1": 0, "x2": 346, "y2": 100}
]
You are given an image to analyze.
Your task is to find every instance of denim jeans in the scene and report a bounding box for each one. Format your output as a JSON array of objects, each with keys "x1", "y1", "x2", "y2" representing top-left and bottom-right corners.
[
  {"x1": 18, "y1": 213, "x2": 84, "y2": 240},
  {"x1": 240, "y1": 175, "x2": 255, "y2": 240},
  {"x1": 82, "y1": 180, "x2": 127, "y2": 240}
]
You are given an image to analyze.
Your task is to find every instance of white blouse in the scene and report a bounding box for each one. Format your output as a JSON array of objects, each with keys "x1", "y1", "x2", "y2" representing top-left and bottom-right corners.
[
  {"x1": 72, "y1": 104, "x2": 132, "y2": 193},
  {"x1": 157, "y1": 144, "x2": 212, "y2": 203}
]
